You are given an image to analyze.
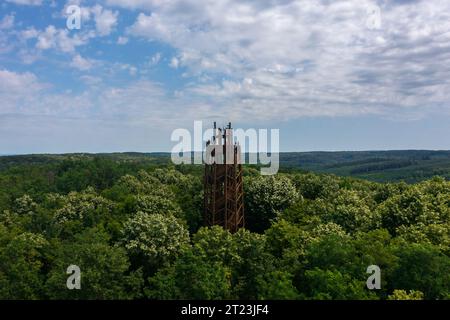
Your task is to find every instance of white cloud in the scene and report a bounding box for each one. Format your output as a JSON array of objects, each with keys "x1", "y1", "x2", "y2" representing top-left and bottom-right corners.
[
  {"x1": 169, "y1": 57, "x2": 179, "y2": 68},
  {"x1": 0, "y1": 14, "x2": 15, "y2": 30},
  {"x1": 113, "y1": 63, "x2": 138, "y2": 76},
  {"x1": 20, "y1": 27, "x2": 39, "y2": 40},
  {"x1": 6, "y1": 0, "x2": 43, "y2": 5},
  {"x1": 91, "y1": 5, "x2": 119, "y2": 36},
  {"x1": 0, "y1": 69, "x2": 43, "y2": 93},
  {"x1": 4, "y1": 0, "x2": 450, "y2": 127},
  {"x1": 0, "y1": 69, "x2": 188, "y2": 128},
  {"x1": 18, "y1": 49, "x2": 41, "y2": 65},
  {"x1": 124, "y1": 0, "x2": 450, "y2": 121},
  {"x1": 61, "y1": 3, "x2": 119, "y2": 37},
  {"x1": 149, "y1": 52, "x2": 161, "y2": 66},
  {"x1": 0, "y1": 67, "x2": 203, "y2": 128},
  {"x1": 80, "y1": 75, "x2": 102, "y2": 86},
  {"x1": 34, "y1": 25, "x2": 88, "y2": 52},
  {"x1": 0, "y1": 69, "x2": 46, "y2": 114},
  {"x1": 117, "y1": 36, "x2": 128, "y2": 44},
  {"x1": 70, "y1": 54, "x2": 94, "y2": 71},
  {"x1": 106, "y1": 0, "x2": 155, "y2": 10},
  {"x1": 35, "y1": 25, "x2": 56, "y2": 50}
]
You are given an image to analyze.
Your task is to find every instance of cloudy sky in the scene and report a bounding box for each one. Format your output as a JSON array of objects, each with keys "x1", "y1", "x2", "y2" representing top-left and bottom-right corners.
[{"x1": 0, "y1": 0, "x2": 449, "y2": 154}]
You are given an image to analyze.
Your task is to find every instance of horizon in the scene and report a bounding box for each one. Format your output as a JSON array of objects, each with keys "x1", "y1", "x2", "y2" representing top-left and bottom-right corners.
[{"x1": 2, "y1": 148, "x2": 450, "y2": 157}]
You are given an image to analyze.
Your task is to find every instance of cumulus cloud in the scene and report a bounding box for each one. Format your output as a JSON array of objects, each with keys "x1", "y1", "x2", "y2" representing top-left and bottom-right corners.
[
  {"x1": 0, "y1": 69, "x2": 46, "y2": 114},
  {"x1": 0, "y1": 68, "x2": 207, "y2": 128},
  {"x1": 123, "y1": 0, "x2": 450, "y2": 120},
  {"x1": 33, "y1": 25, "x2": 89, "y2": 52},
  {"x1": 0, "y1": 69, "x2": 43, "y2": 93},
  {"x1": 61, "y1": 3, "x2": 119, "y2": 36},
  {"x1": 70, "y1": 54, "x2": 94, "y2": 71},
  {"x1": 91, "y1": 5, "x2": 119, "y2": 36},
  {"x1": 3, "y1": 0, "x2": 450, "y2": 128}
]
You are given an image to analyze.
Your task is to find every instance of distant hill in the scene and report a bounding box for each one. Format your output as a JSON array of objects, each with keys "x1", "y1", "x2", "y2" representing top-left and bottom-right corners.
[
  {"x1": 279, "y1": 150, "x2": 450, "y2": 182},
  {"x1": 0, "y1": 150, "x2": 449, "y2": 183}
]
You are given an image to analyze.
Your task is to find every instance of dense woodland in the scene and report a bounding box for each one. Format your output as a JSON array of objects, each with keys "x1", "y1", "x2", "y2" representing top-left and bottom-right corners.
[
  {"x1": 281, "y1": 150, "x2": 450, "y2": 182},
  {"x1": 0, "y1": 154, "x2": 449, "y2": 300}
]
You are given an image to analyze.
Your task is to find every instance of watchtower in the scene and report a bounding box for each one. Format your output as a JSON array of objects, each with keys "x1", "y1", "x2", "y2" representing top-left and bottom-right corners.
[{"x1": 204, "y1": 122, "x2": 244, "y2": 233}]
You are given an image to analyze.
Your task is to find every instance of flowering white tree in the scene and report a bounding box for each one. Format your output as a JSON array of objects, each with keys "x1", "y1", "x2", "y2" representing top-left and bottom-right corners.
[
  {"x1": 121, "y1": 212, "x2": 190, "y2": 267},
  {"x1": 245, "y1": 175, "x2": 300, "y2": 232}
]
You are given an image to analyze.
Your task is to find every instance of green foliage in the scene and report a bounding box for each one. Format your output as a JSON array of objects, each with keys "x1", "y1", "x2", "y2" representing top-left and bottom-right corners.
[
  {"x1": 265, "y1": 219, "x2": 309, "y2": 262},
  {"x1": 147, "y1": 249, "x2": 232, "y2": 300},
  {"x1": 323, "y1": 189, "x2": 381, "y2": 232},
  {"x1": 192, "y1": 226, "x2": 236, "y2": 265},
  {"x1": 302, "y1": 234, "x2": 359, "y2": 276},
  {"x1": 0, "y1": 227, "x2": 48, "y2": 299},
  {"x1": 27, "y1": 188, "x2": 121, "y2": 241},
  {"x1": 245, "y1": 175, "x2": 299, "y2": 232},
  {"x1": 230, "y1": 229, "x2": 276, "y2": 299},
  {"x1": 292, "y1": 173, "x2": 339, "y2": 200},
  {"x1": 387, "y1": 289, "x2": 424, "y2": 300},
  {"x1": 378, "y1": 181, "x2": 450, "y2": 237},
  {"x1": 388, "y1": 243, "x2": 450, "y2": 299},
  {"x1": 45, "y1": 229, "x2": 143, "y2": 299},
  {"x1": 379, "y1": 186, "x2": 429, "y2": 235},
  {"x1": 279, "y1": 150, "x2": 450, "y2": 182},
  {"x1": 256, "y1": 271, "x2": 299, "y2": 300},
  {"x1": 52, "y1": 189, "x2": 116, "y2": 231},
  {"x1": 302, "y1": 268, "x2": 377, "y2": 300},
  {"x1": 0, "y1": 154, "x2": 449, "y2": 300},
  {"x1": 352, "y1": 230, "x2": 399, "y2": 289},
  {"x1": 121, "y1": 212, "x2": 190, "y2": 270},
  {"x1": 133, "y1": 194, "x2": 182, "y2": 217}
]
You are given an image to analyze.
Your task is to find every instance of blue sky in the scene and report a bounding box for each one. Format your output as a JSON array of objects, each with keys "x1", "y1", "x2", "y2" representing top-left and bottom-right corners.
[{"x1": 0, "y1": 0, "x2": 449, "y2": 154}]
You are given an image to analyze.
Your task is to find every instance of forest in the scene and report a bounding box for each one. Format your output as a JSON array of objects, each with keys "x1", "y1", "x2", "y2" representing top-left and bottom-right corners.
[{"x1": 0, "y1": 154, "x2": 449, "y2": 300}]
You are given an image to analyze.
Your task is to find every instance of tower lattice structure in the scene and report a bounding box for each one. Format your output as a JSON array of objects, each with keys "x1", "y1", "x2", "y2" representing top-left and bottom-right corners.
[{"x1": 204, "y1": 122, "x2": 244, "y2": 233}]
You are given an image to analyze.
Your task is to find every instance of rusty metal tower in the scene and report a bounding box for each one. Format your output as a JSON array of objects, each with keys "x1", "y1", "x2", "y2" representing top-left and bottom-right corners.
[{"x1": 204, "y1": 122, "x2": 244, "y2": 233}]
